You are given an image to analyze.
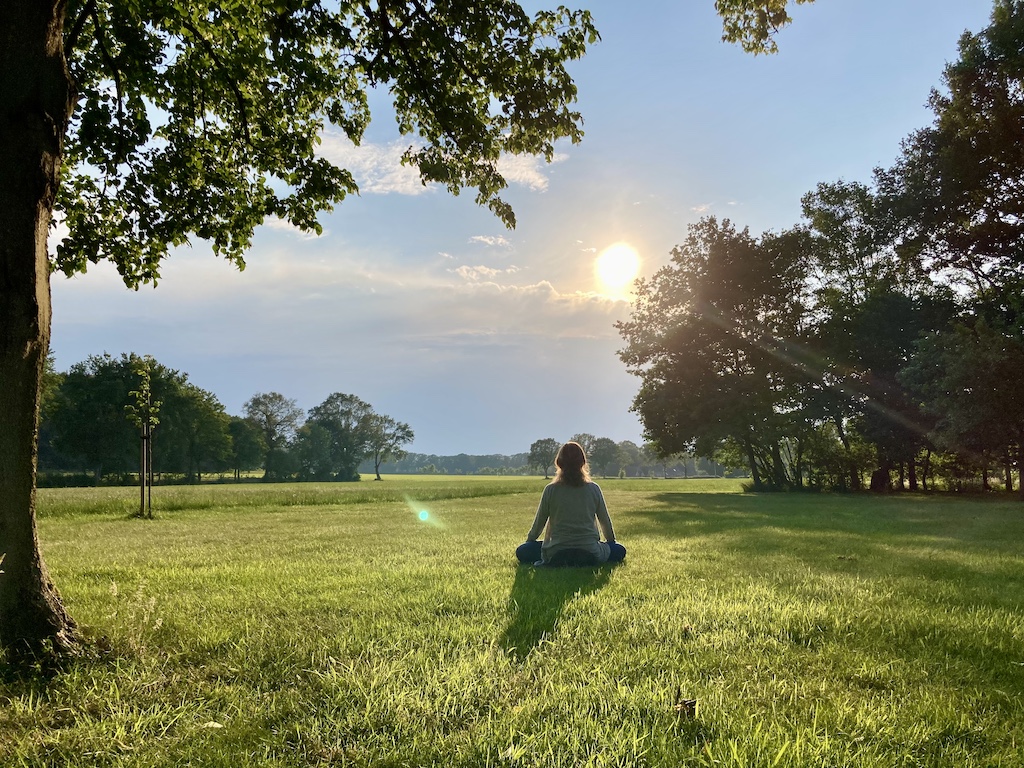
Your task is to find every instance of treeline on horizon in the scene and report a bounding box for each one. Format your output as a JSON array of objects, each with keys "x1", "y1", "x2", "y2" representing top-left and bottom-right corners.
[
  {"x1": 36, "y1": 352, "x2": 419, "y2": 487},
  {"x1": 617, "y1": 5, "x2": 1024, "y2": 498},
  {"x1": 377, "y1": 439, "x2": 730, "y2": 479},
  {"x1": 36, "y1": 353, "x2": 734, "y2": 487}
]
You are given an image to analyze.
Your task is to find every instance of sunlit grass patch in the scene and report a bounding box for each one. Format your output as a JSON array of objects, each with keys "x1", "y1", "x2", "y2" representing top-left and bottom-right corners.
[{"x1": 5, "y1": 480, "x2": 1023, "y2": 766}]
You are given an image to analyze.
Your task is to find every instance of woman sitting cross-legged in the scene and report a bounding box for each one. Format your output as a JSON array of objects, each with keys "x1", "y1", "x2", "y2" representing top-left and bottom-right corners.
[{"x1": 516, "y1": 441, "x2": 626, "y2": 567}]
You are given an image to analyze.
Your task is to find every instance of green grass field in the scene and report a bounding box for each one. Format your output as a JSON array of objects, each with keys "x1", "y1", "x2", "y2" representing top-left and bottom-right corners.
[{"x1": 3, "y1": 477, "x2": 1023, "y2": 767}]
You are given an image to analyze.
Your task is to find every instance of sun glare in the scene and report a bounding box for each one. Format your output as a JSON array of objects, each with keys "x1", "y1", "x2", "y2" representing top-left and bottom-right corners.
[{"x1": 596, "y1": 243, "x2": 641, "y2": 295}]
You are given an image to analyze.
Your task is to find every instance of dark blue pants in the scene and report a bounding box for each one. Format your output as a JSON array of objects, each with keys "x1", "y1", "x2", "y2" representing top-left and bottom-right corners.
[{"x1": 516, "y1": 541, "x2": 626, "y2": 565}]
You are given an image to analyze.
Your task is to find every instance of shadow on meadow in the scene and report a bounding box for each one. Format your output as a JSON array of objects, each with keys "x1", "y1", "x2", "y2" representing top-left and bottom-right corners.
[
  {"x1": 628, "y1": 491, "x2": 1024, "y2": 616},
  {"x1": 499, "y1": 564, "x2": 616, "y2": 661},
  {"x1": 628, "y1": 491, "x2": 1024, "y2": 548}
]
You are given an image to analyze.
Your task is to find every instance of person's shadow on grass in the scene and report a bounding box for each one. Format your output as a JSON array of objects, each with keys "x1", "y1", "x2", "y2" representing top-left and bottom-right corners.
[{"x1": 499, "y1": 564, "x2": 615, "y2": 661}]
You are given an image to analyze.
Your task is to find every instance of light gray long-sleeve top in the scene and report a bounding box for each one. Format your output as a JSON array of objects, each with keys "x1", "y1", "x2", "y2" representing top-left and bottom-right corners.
[{"x1": 527, "y1": 481, "x2": 616, "y2": 563}]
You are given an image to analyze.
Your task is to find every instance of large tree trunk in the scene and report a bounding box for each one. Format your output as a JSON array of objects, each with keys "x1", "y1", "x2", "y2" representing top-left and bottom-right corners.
[
  {"x1": 0, "y1": 0, "x2": 76, "y2": 656},
  {"x1": 1017, "y1": 436, "x2": 1024, "y2": 502},
  {"x1": 869, "y1": 465, "x2": 891, "y2": 493},
  {"x1": 744, "y1": 437, "x2": 762, "y2": 489},
  {"x1": 833, "y1": 415, "x2": 860, "y2": 492}
]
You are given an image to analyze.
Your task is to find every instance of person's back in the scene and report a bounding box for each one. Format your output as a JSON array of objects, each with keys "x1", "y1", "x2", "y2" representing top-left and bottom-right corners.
[
  {"x1": 532, "y1": 481, "x2": 611, "y2": 561},
  {"x1": 516, "y1": 441, "x2": 626, "y2": 566}
]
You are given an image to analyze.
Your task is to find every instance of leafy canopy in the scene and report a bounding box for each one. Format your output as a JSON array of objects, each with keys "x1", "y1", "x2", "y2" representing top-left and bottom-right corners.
[
  {"x1": 714, "y1": 0, "x2": 815, "y2": 54},
  {"x1": 57, "y1": 0, "x2": 598, "y2": 287},
  {"x1": 879, "y1": 0, "x2": 1024, "y2": 300}
]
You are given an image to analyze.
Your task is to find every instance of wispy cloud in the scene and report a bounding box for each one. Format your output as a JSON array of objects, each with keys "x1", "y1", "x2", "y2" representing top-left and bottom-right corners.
[
  {"x1": 317, "y1": 134, "x2": 428, "y2": 196},
  {"x1": 452, "y1": 264, "x2": 521, "y2": 281},
  {"x1": 470, "y1": 235, "x2": 512, "y2": 248},
  {"x1": 317, "y1": 132, "x2": 566, "y2": 196},
  {"x1": 262, "y1": 216, "x2": 321, "y2": 240},
  {"x1": 691, "y1": 203, "x2": 712, "y2": 214},
  {"x1": 496, "y1": 152, "x2": 566, "y2": 192}
]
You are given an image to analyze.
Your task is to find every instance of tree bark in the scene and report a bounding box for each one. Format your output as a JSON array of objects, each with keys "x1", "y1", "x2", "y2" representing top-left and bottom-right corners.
[
  {"x1": 869, "y1": 466, "x2": 891, "y2": 492},
  {"x1": 0, "y1": 0, "x2": 76, "y2": 656},
  {"x1": 770, "y1": 442, "x2": 785, "y2": 488},
  {"x1": 744, "y1": 438, "x2": 762, "y2": 489},
  {"x1": 833, "y1": 416, "x2": 860, "y2": 492},
  {"x1": 1017, "y1": 435, "x2": 1024, "y2": 501}
]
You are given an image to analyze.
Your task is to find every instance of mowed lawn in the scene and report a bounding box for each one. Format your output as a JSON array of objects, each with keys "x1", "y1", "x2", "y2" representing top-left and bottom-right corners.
[{"x1": 3, "y1": 477, "x2": 1023, "y2": 767}]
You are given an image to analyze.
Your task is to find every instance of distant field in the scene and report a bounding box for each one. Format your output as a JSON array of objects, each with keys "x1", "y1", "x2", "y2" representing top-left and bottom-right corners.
[{"x1": 5, "y1": 479, "x2": 1023, "y2": 767}]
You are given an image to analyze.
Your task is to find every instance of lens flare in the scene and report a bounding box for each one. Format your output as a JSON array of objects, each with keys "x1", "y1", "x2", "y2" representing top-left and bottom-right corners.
[{"x1": 406, "y1": 496, "x2": 443, "y2": 528}]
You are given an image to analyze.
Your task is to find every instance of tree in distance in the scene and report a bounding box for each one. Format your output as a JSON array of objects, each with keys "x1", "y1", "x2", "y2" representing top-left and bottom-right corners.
[
  {"x1": 366, "y1": 414, "x2": 415, "y2": 482},
  {"x1": 227, "y1": 416, "x2": 267, "y2": 482},
  {"x1": 163, "y1": 381, "x2": 233, "y2": 484},
  {"x1": 879, "y1": 0, "x2": 1024, "y2": 299},
  {"x1": 617, "y1": 440, "x2": 642, "y2": 477},
  {"x1": 528, "y1": 438, "x2": 560, "y2": 478},
  {"x1": 569, "y1": 433, "x2": 597, "y2": 455},
  {"x1": 49, "y1": 354, "x2": 143, "y2": 484},
  {"x1": 243, "y1": 392, "x2": 303, "y2": 482},
  {"x1": 588, "y1": 437, "x2": 621, "y2": 478},
  {"x1": 47, "y1": 353, "x2": 232, "y2": 485},
  {"x1": 293, "y1": 394, "x2": 413, "y2": 481},
  {"x1": 300, "y1": 393, "x2": 374, "y2": 482}
]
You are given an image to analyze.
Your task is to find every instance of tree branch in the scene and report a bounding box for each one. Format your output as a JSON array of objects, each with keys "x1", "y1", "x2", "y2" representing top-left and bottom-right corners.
[
  {"x1": 64, "y1": 0, "x2": 97, "y2": 65},
  {"x1": 88, "y1": 4, "x2": 126, "y2": 163},
  {"x1": 178, "y1": 18, "x2": 251, "y2": 145}
]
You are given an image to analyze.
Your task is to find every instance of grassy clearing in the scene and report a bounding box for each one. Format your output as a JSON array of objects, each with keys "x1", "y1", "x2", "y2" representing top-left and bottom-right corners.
[{"x1": 3, "y1": 479, "x2": 1023, "y2": 766}]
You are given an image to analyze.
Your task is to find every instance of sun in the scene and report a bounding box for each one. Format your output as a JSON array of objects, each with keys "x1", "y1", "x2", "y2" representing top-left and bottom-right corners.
[{"x1": 595, "y1": 242, "x2": 641, "y2": 294}]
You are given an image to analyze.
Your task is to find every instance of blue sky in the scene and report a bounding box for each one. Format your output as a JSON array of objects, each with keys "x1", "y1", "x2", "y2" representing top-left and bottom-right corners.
[{"x1": 50, "y1": 0, "x2": 994, "y2": 456}]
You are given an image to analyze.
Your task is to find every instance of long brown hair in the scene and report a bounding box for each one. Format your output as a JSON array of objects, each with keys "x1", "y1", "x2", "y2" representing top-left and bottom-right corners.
[{"x1": 553, "y1": 441, "x2": 591, "y2": 487}]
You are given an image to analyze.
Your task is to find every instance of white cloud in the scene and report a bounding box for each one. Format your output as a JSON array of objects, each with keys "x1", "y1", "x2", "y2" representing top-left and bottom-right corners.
[
  {"x1": 262, "y1": 216, "x2": 321, "y2": 240},
  {"x1": 691, "y1": 203, "x2": 712, "y2": 213},
  {"x1": 496, "y1": 152, "x2": 566, "y2": 192},
  {"x1": 317, "y1": 133, "x2": 566, "y2": 197},
  {"x1": 469, "y1": 235, "x2": 512, "y2": 248},
  {"x1": 452, "y1": 264, "x2": 520, "y2": 281},
  {"x1": 317, "y1": 133, "x2": 428, "y2": 196}
]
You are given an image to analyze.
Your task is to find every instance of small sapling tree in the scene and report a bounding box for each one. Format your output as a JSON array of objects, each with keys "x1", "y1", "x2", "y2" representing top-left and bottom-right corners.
[{"x1": 124, "y1": 356, "x2": 161, "y2": 519}]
